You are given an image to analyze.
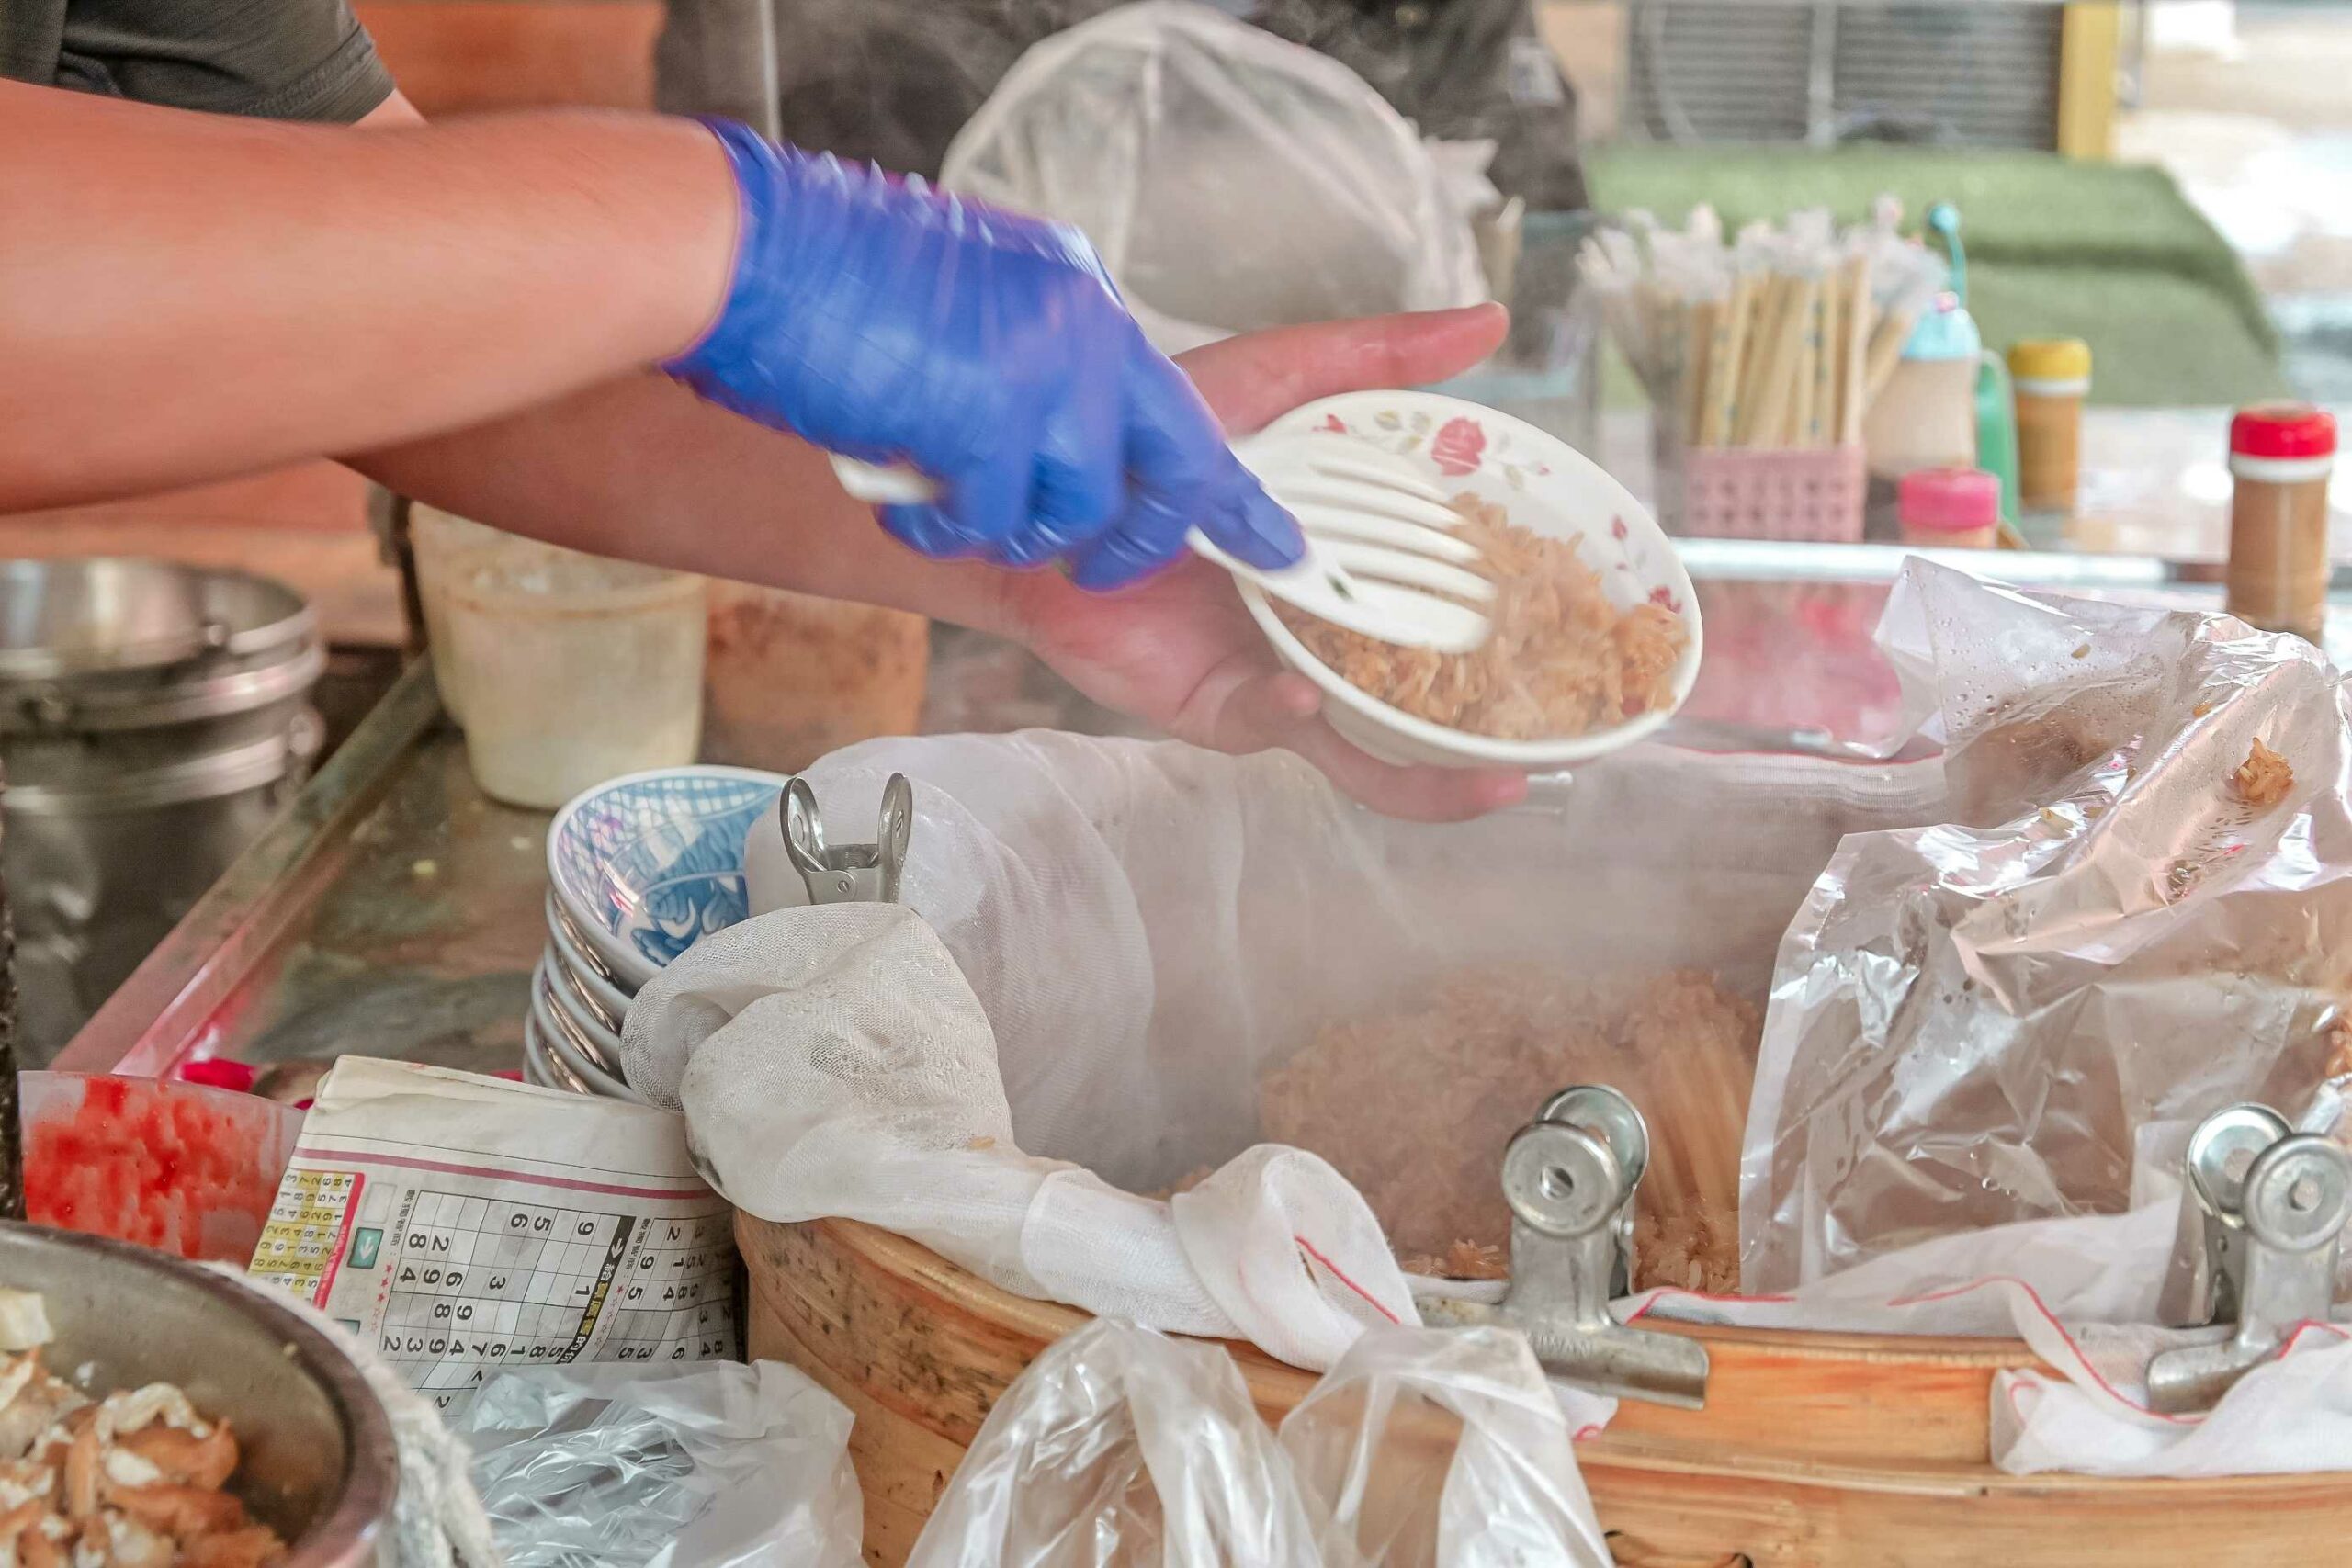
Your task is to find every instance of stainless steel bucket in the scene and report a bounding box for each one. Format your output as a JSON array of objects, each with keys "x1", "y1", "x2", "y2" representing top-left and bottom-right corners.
[
  {"x1": 0, "y1": 560, "x2": 326, "y2": 1062},
  {"x1": 0, "y1": 1221, "x2": 398, "y2": 1564}
]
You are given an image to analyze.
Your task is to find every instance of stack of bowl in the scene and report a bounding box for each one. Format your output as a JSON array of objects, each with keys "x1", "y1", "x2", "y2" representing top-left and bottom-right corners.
[
  {"x1": 533, "y1": 764, "x2": 789, "y2": 1100},
  {"x1": 0, "y1": 558, "x2": 325, "y2": 1058}
]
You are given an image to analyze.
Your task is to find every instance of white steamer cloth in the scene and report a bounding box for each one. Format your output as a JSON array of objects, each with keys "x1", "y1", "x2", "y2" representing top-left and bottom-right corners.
[{"x1": 626, "y1": 731, "x2": 1940, "y2": 1371}]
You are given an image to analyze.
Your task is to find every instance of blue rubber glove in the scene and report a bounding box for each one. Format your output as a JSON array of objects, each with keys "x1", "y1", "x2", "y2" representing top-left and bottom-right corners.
[{"x1": 665, "y1": 120, "x2": 1304, "y2": 589}]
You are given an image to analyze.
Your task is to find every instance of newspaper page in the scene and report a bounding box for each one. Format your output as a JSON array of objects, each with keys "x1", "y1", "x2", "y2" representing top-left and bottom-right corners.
[{"x1": 249, "y1": 1057, "x2": 740, "y2": 1416}]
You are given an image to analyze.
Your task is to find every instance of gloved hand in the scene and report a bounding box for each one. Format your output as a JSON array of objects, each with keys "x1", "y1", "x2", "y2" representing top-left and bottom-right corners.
[{"x1": 666, "y1": 120, "x2": 1303, "y2": 590}]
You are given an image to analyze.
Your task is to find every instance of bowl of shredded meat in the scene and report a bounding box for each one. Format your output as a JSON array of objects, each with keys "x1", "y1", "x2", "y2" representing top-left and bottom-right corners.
[
  {"x1": 0, "y1": 1224, "x2": 396, "y2": 1567},
  {"x1": 1239, "y1": 391, "x2": 1702, "y2": 771}
]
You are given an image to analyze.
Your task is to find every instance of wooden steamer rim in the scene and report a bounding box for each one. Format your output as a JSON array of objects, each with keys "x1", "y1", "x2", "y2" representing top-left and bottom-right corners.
[{"x1": 742, "y1": 1213, "x2": 2351, "y2": 1567}]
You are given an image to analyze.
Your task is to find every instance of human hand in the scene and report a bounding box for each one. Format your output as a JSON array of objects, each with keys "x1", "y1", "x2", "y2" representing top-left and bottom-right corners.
[
  {"x1": 1001, "y1": 304, "x2": 1533, "y2": 823},
  {"x1": 665, "y1": 121, "x2": 1301, "y2": 588}
]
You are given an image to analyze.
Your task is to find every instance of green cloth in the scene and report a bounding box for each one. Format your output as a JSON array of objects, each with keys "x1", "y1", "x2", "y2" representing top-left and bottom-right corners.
[{"x1": 1589, "y1": 145, "x2": 2287, "y2": 408}]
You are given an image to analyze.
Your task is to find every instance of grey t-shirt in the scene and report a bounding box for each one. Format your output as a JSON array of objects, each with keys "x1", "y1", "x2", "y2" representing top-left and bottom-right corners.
[{"x1": 2, "y1": 0, "x2": 393, "y2": 120}]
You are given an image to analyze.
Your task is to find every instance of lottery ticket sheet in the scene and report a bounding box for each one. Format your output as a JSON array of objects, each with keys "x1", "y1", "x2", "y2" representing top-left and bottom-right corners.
[{"x1": 250, "y1": 1057, "x2": 741, "y2": 1416}]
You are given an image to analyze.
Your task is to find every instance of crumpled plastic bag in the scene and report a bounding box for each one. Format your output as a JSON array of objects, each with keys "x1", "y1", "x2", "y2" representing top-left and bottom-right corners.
[
  {"x1": 455, "y1": 1361, "x2": 861, "y2": 1568},
  {"x1": 1281, "y1": 1325, "x2": 1611, "y2": 1568},
  {"x1": 940, "y1": 0, "x2": 1492, "y2": 355},
  {"x1": 904, "y1": 1317, "x2": 1609, "y2": 1568},
  {"x1": 1743, "y1": 561, "x2": 2352, "y2": 1288}
]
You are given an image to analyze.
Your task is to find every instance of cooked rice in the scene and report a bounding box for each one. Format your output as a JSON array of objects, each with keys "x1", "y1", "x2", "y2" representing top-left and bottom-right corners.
[
  {"x1": 1262, "y1": 966, "x2": 1758, "y2": 1294},
  {"x1": 1277, "y1": 495, "x2": 1686, "y2": 741}
]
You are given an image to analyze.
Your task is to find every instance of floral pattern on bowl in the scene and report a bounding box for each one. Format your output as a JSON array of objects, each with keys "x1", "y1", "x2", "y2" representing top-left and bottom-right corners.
[
  {"x1": 1308, "y1": 403, "x2": 1683, "y2": 615},
  {"x1": 546, "y1": 766, "x2": 788, "y2": 979},
  {"x1": 1244, "y1": 389, "x2": 1702, "y2": 772}
]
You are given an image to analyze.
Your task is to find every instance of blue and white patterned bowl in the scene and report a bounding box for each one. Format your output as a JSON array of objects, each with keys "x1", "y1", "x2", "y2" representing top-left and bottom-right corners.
[{"x1": 544, "y1": 764, "x2": 789, "y2": 988}]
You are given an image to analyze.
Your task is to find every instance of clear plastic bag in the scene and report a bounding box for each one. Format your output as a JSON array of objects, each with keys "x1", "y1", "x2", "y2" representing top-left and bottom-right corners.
[
  {"x1": 904, "y1": 1318, "x2": 1610, "y2": 1568},
  {"x1": 456, "y1": 1361, "x2": 862, "y2": 1568},
  {"x1": 1743, "y1": 562, "x2": 2352, "y2": 1287},
  {"x1": 939, "y1": 0, "x2": 1492, "y2": 355},
  {"x1": 1280, "y1": 1325, "x2": 1611, "y2": 1568},
  {"x1": 905, "y1": 1318, "x2": 1320, "y2": 1568}
]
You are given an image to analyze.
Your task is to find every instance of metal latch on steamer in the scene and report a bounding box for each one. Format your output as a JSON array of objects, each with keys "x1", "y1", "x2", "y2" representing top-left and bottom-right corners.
[
  {"x1": 779, "y1": 773, "x2": 913, "y2": 906},
  {"x1": 2151, "y1": 1100, "x2": 2352, "y2": 1413},
  {"x1": 1426, "y1": 1084, "x2": 1710, "y2": 1408}
]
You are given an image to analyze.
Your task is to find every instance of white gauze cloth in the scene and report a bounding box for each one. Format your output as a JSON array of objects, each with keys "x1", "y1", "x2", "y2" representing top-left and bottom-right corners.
[{"x1": 624, "y1": 902, "x2": 1413, "y2": 1371}]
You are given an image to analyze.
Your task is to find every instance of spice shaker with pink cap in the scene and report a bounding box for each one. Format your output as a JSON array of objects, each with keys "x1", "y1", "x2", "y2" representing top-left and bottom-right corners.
[{"x1": 1898, "y1": 467, "x2": 2001, "y2": 551}]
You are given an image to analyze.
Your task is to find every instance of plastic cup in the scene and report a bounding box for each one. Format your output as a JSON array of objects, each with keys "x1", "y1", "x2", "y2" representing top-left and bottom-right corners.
[
  {"x1": 410, "y1": 504, "x2": 556, "y2": 727},
  {"x1": 441, "y1": 543, "x2": 707, "y2": 808}
]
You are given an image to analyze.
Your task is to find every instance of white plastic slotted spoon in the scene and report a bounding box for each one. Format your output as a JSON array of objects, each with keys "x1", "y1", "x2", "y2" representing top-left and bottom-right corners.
[{"x1": 830, "y1": 434, "x2": 1494, "y2": 651}]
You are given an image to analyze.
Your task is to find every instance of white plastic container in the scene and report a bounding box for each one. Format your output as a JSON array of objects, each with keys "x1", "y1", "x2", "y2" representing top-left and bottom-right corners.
[
  {"x1": 410, "y1": 503, "x2": 554, "y2": 727},
  {"x1": 441, "y1": 542, "x2": 707, "y2": 808}
]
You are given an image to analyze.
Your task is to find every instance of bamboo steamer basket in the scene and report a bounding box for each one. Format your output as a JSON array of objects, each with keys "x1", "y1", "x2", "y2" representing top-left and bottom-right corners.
[{"x1": 742, "y1": 1212, "x2": 2349, "y2": 1567}]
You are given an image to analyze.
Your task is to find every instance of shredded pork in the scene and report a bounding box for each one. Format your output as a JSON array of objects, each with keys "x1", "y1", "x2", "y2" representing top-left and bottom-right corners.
[
  {"x1": 1279, "y1": 496, "x2": 1686, "y2": 741},
  {"x1": 1261, "y1": 967, "x2": 1758, "y2": 1295}
]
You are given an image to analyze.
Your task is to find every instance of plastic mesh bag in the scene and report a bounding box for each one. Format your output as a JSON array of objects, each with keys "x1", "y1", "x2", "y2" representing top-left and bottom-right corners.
[
  {"x1": 939, "y1": 0, "x2": 1492, "y2": 355},
  {"x1": 626, "y1": 730, "x2": 1943, "y2": 1366},
  {"x1": 455, "y1": 1361, "x2": 861, "y2": 1568},
  {"x1": 903, "y1": 1317, "x2": 1610, "y2": 1568}
]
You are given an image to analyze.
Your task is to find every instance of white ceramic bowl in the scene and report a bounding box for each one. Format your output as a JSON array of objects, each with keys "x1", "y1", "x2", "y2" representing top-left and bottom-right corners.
[
  {"x1": 545, "y1": 890, "x2": 637, "y2": 997},
  {"x1": 545, "y1": 765, "x2": 788, "y2": 988},
  {"x1": 539, "y1": 941, "x2": 626, "y2": 1046},
  {"x1": 1236, "y1": 390, "x2": 1702, "y2": 771},
  {"x1": 528, "y1": 957, "x2": 641, "y2": 1102},
  {"x1": 544, "y1": 897, "x2": 635, "y2": 1026},
  {"x1": 521, "y1": 1016, "x2": 586, "y2": 1095}
]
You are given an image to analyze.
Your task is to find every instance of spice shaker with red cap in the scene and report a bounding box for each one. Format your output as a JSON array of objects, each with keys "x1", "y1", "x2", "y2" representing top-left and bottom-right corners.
[{"x1": 2225, "y1": 403, "x2": 2337, "y2": 643}]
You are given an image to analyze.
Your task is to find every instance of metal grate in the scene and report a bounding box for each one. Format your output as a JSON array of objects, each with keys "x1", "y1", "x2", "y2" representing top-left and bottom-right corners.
[{"x1": 1628, "y1": 1, "x2": 2064, "y2": 150}]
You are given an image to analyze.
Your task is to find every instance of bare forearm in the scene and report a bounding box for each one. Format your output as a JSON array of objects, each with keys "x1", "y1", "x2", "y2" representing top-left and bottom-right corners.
[
  {"x1": 0, "y1": 82, "x2": 733, "y2": 510},
  {"x1": 346, "y1": 375, "x2": 1020, "y2": 637}
]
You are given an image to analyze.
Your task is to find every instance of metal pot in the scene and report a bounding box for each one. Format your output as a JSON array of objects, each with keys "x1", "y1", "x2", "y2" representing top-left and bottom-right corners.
[
  {"x1": 0, "y1": 1221, "x2": 397, "y2": 1563},
  {"x1": 1, "y1": 644, "x2": 325, "y2": 791},
  {"x1": 7, "y1": 716, "x2": 321, "y2": 1061},
  {"x1": 0, "y1": 558, "x2": 328, "y2": 1062},
  {"x1": 0, "y1": 558, "x2": 311, "y2": 684}
]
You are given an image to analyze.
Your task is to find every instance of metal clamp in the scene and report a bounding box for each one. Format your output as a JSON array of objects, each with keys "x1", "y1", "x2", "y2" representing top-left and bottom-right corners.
[
  {"x1": 2149, "y1": 1101, "x2": 2352, "y2": 1413},
  {"x1": 1428, "y1": 1085, "x2": 1709, "y2": 1408},
  {"x1": 781, "y1": 773, "x2": 913, "y2": 907}
]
